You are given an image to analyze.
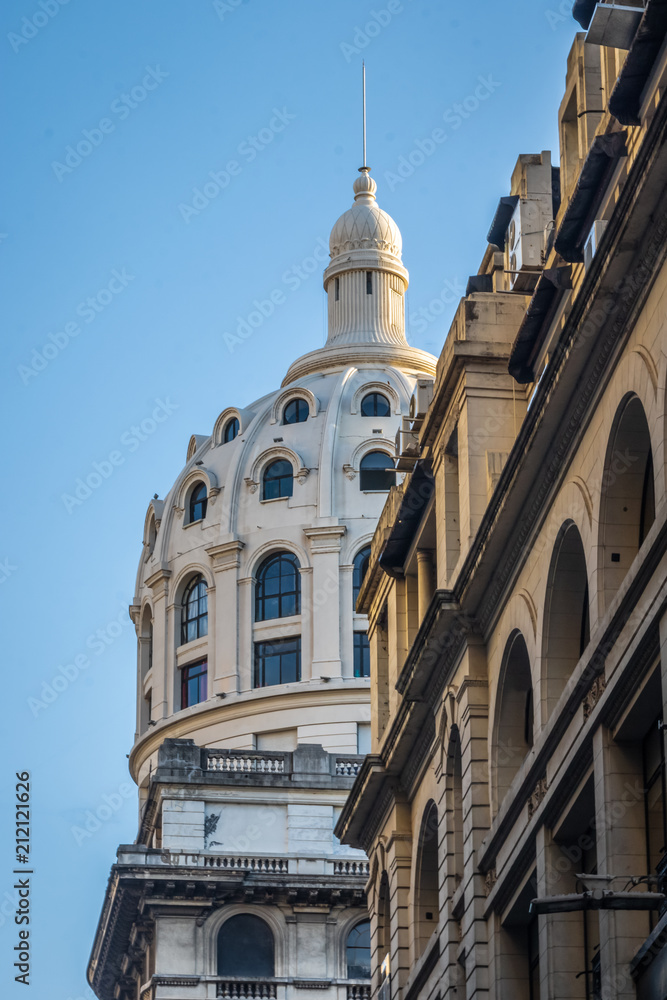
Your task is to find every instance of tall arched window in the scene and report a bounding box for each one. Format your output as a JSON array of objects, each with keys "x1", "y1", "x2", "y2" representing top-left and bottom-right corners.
[
  {"x1": 217, "y1": 914, "x2": 275, "y2": 978},
  {"x1": 283, "y1": 398, "x2": 309, "y2": 424},
  {"x1": 599, "y1": 395, "x2": 655, "y2": 611},
  {"x1": 347, "y1": 920, "x2": 371, "y2": 979},
  {"x1": 494, "y1": 632, "x2": 533, "y2": 811},
  {"x1": 360, "y1": 451, "x2": 395, "y2": 491},
  {"x1": 224, "y1": 417, "x2": 240, "y2": 443},
  {"x1": 361, "y1": 392, "x2": 390, "y2": 417},
  {"x1": 255, "y1": 552, "x2": 301, "y2": 621},
  {"x1": 263, "y1": 460, "x2": 294, "y2": 500},
  {"x1": 353, "y1": 546, "x2": 371, "y2": 609},
  {"x1": 189, "y1": 482, "x2": 207, "y2": 523},
  {"x1": 181, "y1": 575, "x2": 208, "y2": 644},
  {"x1": 542, "y1": 522, "x2": 589, "y2": 720},
  {"x1": 414, "y1": 802, "x2": 439, "y2": 957}
]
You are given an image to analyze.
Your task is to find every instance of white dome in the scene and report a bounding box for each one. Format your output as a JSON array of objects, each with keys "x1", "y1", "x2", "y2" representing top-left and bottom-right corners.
[{"x1": 329, "y1": 168, "x2": 402, "y2": 259}]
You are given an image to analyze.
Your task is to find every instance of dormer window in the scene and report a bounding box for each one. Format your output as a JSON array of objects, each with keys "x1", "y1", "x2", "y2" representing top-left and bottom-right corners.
[
  {"x1": 263, "y1": 460, "x2": 293, "y2": 500},
  {"x1": 283, "y1": 399, "x2": 309, "y2": 425},
  {"x1": 223, "y1": 417, "x2": 240, "y2": 443},
  {"x1": 188, "y1": 482, "x2": 207, "y2": 523},
  {"x1": 361, "y1": 392, "x2": 390, "y2": 417}
]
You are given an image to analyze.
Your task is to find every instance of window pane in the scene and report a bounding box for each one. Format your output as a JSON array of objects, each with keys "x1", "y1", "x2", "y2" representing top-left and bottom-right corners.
[
  {"x1": 360, "y1": 451, "x2": 395, "y2": 491},
  {"x1": 255, "y1": 637, "x2": 301, "y2": 687},
  {"x1": 347, "y1": 920, "x2": 371, "y2": 978},
  {"x1": 354, "y1": 632, "x2": 370, "y2": 678},
  {"x1": 217, "y1": 914, "x2": 275, "y2": 977}
]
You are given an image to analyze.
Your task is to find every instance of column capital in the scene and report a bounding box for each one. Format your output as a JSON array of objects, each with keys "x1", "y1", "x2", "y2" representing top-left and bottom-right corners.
[
  {"x1": 304, "y1": 525, "x2": 347, "y2": 554},
  {"x1": 206, "y1": 539, "x2": 245, "y2": 571}
]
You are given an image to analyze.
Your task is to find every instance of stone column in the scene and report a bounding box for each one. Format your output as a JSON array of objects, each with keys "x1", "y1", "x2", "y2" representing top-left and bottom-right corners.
[
  {"x1": 206, "y1": 540, "x2": 244, "y2": 696},
  {"x1": 417, "y1": 549, "x2": 434, "y2": 622},
  {"x1": 456, "y1": 665, "x2": 491, "y2": 1000},
  {"x1": 340, "y1": 563, "x2": 354, "y2": 679},
  {"x1": 145, "y1": 568, "x2": 172, "y2": 721},
  {"x1": 237, "y1": 576, "x2": 253, "y2": 692},
  {"x1": 304, "y1": 526, "x2": 346, "y2": 680},
  {"x1": 386, "y1": 823, "x2": 413, "y2": 996},
  {"x1": 535, "y1": 826, "x2": 586, "y2": 1000},
  {"x1": 593, "y1": 725, "x2": 649, "y2": 1000}
]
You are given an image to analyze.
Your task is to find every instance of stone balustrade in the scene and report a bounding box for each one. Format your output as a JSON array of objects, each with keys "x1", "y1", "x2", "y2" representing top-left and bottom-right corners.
[
  {"x1": 207, "y1": 751, "x2": 286, "y2": 774},
  {"x1": 332, "y1": 860, "x2": 370, "y2": 876},
  {"x1": 217, "y1": 982, "x2": 278, "y2": 999}
]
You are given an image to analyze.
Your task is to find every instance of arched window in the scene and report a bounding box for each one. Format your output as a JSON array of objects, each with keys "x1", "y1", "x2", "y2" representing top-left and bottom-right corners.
[
  {"x1": 494, "y1": 632, "x2": 533, "y2": 811},
  {"x1": 353, "y1": 546, "x2": 371, "y2": 609},
  {"x1": 360, "y1": 451, "x2": 395, "y2": 492},
  {"x1": 283, "y1": 398, "x2": 309, "y2": 424},
  {"x1": 181, "y1": 576, "x2": 208, "y2": 644},
  {"x1": 361, "y1": 392, "x2": 391, "y2": 417},
  {"x1": 217, "y1": 914, "x2": 275, "y2": 978},
  {"x1": 347, "y1": 920, "x2": 371, "y2": 979},
  {"x1": 542, "y1": 523, "x2": 589, "y2": 720},
  {"x1": 147, "y1": 515, "x2": 157, "y2": 555},
  {"x1": 414, "y1": 802, "x2": 439, "y2": 957},
  {"x1": 255, "y1": 552, "x2": 301, "y2": 621},
  {"x1": 224, "y1": 417, "x2": 240, "y2": 443},
  {"x1": 189, "y1": 482, "x2": 207, "y2": 523},
  {"x1": 599, "y1": 395, "x2": 655, "y2": 612},
  {"x1": 263, "y1": 460, "x2": 294, "y2": 500}
]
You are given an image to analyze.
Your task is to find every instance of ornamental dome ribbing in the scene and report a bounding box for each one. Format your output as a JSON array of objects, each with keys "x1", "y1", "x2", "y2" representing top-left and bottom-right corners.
[{"x1": 329, "y1": 167, "x2": 402, "y2": 259}]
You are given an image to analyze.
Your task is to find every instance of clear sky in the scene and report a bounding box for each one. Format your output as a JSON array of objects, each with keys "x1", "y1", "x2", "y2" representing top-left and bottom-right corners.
[{"x1": 1, "y1": 1, "x2": 579, "y2": 995}]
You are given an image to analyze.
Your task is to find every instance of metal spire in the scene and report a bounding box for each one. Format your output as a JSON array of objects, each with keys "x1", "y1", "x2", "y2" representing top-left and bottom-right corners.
[{"x1": 362, "y1": 61, "x2": 367, "y2": 170}]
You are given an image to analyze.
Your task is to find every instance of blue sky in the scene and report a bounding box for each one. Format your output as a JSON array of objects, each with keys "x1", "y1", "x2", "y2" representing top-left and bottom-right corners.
[{"x1": 1, "y1": 1, "x2": 578, "y2": 995}]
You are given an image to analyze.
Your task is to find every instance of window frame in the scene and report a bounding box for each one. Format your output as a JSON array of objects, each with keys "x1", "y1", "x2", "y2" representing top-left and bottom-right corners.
[
  {"x1": 188, "y1": 482, "x2": 208, "y2": 523},
  {"x1": 346, "y1": 919, "x2": 371, "y2": 980},
  {"x1": 282, "y1": 398, "x2": 309, "y2": 425},
  {"x1": 359, "y1": 451, "x2": 395, "y2": 492},
  {"x1": 255, "y1": 552, "x2": 301, "y2": 622},
  {"x1": 181, "y1": 576, "x2": 208, "y2": 645},
  {"x1": 353, "y1": 631, "x2": 370, "y2": 678},
  {"x1": 262, "y1": 459, "x2": 294, "y2": 500},
  {"x1": 181, "y1": 659, "x2": 208, "y2": 709},
  {"x1": 254, "y1": 636, "x2": 301, "y2": 688},
  {"x1": 223, "y1": 417, "x2": 240, "y2": 443},
  {"x1": 360, "y1": 392, "x2": 391, "y2": 418}
]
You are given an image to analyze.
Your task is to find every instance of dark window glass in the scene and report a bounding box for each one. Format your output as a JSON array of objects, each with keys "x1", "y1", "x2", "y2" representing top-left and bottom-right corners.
[
  {"x1": 640, "y1": 448, "x2": 656, "y2": 545},
  {"x1": 353, "y1": 546, "x2": 371, "y2": 609},
  {"x1": 181, "y1": 576, "x2": 208, "y2": 644},
  {"x1": 528, "y1": 918, "x2": 540, "y2": 1000},
  {"x1": 254, "y1": 636, "x2": 301, "y2": 687},
  {"x1": 255, "y1": 552, "x2": 301, "y2": 621},
  {"x1": 263, "y1": 460, "x2": 294, "y2": 500},
  {"x1": 360, "y1": 451, "x2": 395, "y2": 491},
  {"x1": 347, "y1": 920, "x2": 371, "y2": 979},
  {"x1": 361, "y1": 392, "x2": 390, "y2": 417},
  {"x1": 366, "y1": 271, "x2": 373, "y2": 294},
  {"x1": 224, "y1": 417, "x2": 240, "y2": 443},
  {"x1": 181, "y1": 659, "x2": 207, "y2": 708},
  {"x1": 354, "y1": 632, "x2": 370, "y2": 678},
  {"x1": 283, "y1": 398, "x2": 309, "y2": 424},
  {"x1": 644, "y1": 715, "x2": 667, "y2": 877},
  {"x1": 217, "y1": 914, "x2": 275, "y2": 978},
  {"x1": 335, "y1": 277, "x2": 340, "y2": 301},
  {"x1": 189, "y1": 482, "x2": 207, "y2": 523}
]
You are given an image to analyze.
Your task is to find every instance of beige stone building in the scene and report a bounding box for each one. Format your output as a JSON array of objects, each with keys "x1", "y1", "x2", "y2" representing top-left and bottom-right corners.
[{"x1": 336, "y1": 8, "x2": 667, "y2": 1000}]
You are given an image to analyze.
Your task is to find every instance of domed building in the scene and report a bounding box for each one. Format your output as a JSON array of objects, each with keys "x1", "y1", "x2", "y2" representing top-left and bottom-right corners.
[{"x1": 88, "y1": 167, "x2": 437, "y2": 1000}]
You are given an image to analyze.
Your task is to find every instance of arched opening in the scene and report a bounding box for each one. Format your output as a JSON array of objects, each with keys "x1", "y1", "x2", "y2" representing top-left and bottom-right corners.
[
  {"x1": 147, "y1": 514, "x2": 157, "y2": 555},
  {"x1": 139, "y1": 605, "x2": 153, "y2": 732},
  {"x1": 361, "y1": 392, "x2": 390, "y2": 417},
  {"x1": 542, "y1": 522, "x2": 589, "y2": 721},
  {"x1": 414, "y1": 802, "x2": 439, "y2": 957},
  {"x1": 346, "y1": 920, "x2": 371, "y2": 979},
  {"x1": 360, "y1": 451, "x2": 395, "y2": 492},
  {"x1": 283, "y1": 398, "x2": 309, "y2": 424},
  {"x1": 494, "y1": 632, "x2": 533, "y2": 812},
  {"x1": 217, "y1": 914, "x2": 275, "y2": 978},
  {"x1": 599, "y1": 395, "x2": 655, "y2": 612},
  {"x1": 446, "y1": 729, "x2": 464, "y2": 888},
  {"x1": 181, "y1": 575, "x2": 208, "y2": 644},
  {"x1": 377, "y1": 872, "x2": 390, "y2": 973},
  {"x1": 223, "y1": 416, "x2": 240, "y2": 443},
  {"x1": 254, "y1": 552, "x2": 301, "y2": 621},
  {"x1": 263, "y1": 459, "x2": 294, "y2": 500},
  {"x1": 188, "y1": 481, "x2": 207, "y2": 523}
]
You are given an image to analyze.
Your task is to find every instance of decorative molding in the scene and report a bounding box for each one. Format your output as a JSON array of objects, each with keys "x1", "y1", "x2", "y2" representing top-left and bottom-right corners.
[
  {"x1": 527, "y1": 777, "x2": 548, "y2": 819},
  {"x1": 632, "y1": 344, "x2": 659, "y2": 394},
  {"x1": 304, "y1": 525, "x2": 346, "y2": 554},
  {"x1": 270, "y1": 386, "x2": 319, "y2": 424},
  {"x1": 144, "y1": 567, "x2": 172, "y2": 597},
  {"x1": 583, "y1": 672, "x2": 607, "y2": 719},
  {"x1": 343, "y1": 464, "x2": 357, "y2": 481},
  {"x1": 206, "y1": 540, "x2": 245, "y2": 571},
  {"x1": 249, "y1": 446, "x2": 309, "y2": 489},
  {"x1": 484, "y1": 868, "x2": 497, "y2": 896},
  {"x1": 350, "y1": 379, "x2": 401, "y2": 415},
  {"x1": 517, "y1": 590, "x2": 538, "y2": 637},
  {"x1": 295, "y1": 981, "x2": 330, "y2": 990}
]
